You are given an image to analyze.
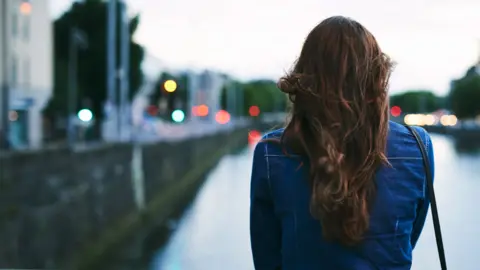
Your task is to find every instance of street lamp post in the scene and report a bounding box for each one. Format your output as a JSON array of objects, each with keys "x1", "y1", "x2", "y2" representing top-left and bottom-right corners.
[
  {"x1": 237, "y1": 84, "x2": 244, "y2": 118},
  {"x1": 226, "y1": 80, "x2": 235, "y2": 123},
  {"x1": 0, "y1": 0, "x2": 11, "y2": 150},
  {"x1": 67, "y1": 28, "x2": 88, "y2": 148},
  {"x1": 105, "y1": 0, "x2": 117, "y2": 141},
  {"x1": 119, "y1": 0, "x2": 130, "y2": 141},
  {"x1": 188, "y1": 72, "x2": 198, "y2": 121},
  {"x1": 476, "y1": 39, "x2": 480, "y2": 74}
]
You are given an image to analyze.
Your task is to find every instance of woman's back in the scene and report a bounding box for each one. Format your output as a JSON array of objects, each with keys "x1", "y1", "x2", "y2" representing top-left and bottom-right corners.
[
  {"x1": 249, "y1": 15, "x2": 435, "y2": 269},
  {"x1": 250, "y1": 121, "x2": 434, "y2": 270}
]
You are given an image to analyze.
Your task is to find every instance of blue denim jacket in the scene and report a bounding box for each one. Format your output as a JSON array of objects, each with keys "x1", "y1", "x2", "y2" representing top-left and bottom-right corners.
[{"x1": 250, "y1": 121, "x2": 434, "y2": 270}]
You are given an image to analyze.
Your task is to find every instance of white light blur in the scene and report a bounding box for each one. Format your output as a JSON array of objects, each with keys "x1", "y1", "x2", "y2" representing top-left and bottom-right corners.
[{"x1": 78, "y1": 109, "x2": 93, "y2": 122}]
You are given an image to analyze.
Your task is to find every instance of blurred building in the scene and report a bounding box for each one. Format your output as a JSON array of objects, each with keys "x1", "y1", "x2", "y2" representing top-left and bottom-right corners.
[
  {"x1": 0, "y1": 0, "x2": 53, "y2": 148},
  {"x1": 188, "y1": 70, "x2": 225, "y2": 123},
  {"x1": 130, "y1": 52, "x2": 166, "y2": 129}
]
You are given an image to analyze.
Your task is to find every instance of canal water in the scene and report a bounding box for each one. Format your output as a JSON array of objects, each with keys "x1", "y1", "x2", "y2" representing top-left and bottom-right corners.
[{"x1": 150, "y1": 134, "x2": 480, "y2": 270}]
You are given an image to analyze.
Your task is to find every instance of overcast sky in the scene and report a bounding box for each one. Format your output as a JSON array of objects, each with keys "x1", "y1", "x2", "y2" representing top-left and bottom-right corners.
[{"x1": 51, "y1": 0, "x2": 480, "y2": 95}]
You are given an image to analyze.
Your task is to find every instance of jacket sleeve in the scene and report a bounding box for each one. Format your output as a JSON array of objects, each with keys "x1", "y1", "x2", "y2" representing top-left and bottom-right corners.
[
  {"x1": 250, "y1": 142, "x2": 282, "y2": 269},
  {"x1": 410, "y1": 128, "x2": 435, "y2": 249}
]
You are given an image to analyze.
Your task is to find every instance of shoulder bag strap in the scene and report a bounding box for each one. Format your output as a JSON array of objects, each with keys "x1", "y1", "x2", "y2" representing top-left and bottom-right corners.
[{"x1": 405, "y1": 125, "x2": 447, "y2": 270}]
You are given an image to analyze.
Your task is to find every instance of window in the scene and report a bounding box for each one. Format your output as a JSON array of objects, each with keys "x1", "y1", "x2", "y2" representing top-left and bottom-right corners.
[
  {"x1": 22, "y1": 16, "x2": 30, "y2": 42},
  {"x1": 23, "y1": 58, "x2": 30, "y2": 87},
  {"x1": 11, "y1": 12, "x2": 18, "y2": 38},
  {"x1": 11, "y1": 55, "x2": 18, "y2": 86}
]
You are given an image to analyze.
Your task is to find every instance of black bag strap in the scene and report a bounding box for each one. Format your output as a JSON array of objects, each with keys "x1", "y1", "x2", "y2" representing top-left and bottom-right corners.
[{"x1": 405, "y1": 125, "x2": 447, "y2": 270}]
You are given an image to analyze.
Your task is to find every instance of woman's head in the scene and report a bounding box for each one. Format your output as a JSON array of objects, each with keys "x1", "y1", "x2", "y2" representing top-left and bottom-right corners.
[{"x1": 278, "y1": 16, "x2": 393, "y2": 245}]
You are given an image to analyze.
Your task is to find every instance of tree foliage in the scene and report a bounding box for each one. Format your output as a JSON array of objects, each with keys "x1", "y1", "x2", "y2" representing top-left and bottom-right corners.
[
  {"x1": 389, "y1": 90, "x2": 444, "y2": 113},
  {"x1": 449, "y1": 66, "x2": 480, "y2": 119},
  {"x1": 244, "y1": 80, "x2": 286, "y2": 113},
  {"x1": 44, "y1": 0, "x2": 144, "y2": 121},
  {"x1": 219, "y1": 81, "x2": 243, "y2": 116},
  {"x1": 220, "y1": 79, "x2": 287, "y2": 116}
]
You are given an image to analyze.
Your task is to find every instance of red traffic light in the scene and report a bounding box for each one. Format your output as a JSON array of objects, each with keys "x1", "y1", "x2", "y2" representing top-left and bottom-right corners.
[
  {"x1": 215, "y1": 110, "x2": 231, "y2": 124},
  {"x1": 390, "y1": 106, "x2": 401, "y2": 117},
  {"x1": 147, "y1": 105, "x2": 158, "y2": 116},
  {"x1": 193, "y1": 104, "x2": 209, "y2": 117},
  {"x1": 248, "y1": 130, "x2": 262, "y2": 146},
  {"x1": 249, "y1": 105, "x2": 260, "y2": 117}
]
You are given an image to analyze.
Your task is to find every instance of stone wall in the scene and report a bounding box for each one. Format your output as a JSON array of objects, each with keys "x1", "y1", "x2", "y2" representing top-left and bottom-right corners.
[
  {"x1": 0, "y1": 125, "x2": 261, "y2": 269},
  {"x1": 0, "y1": 143, "x2": 135, "y2": 269}
]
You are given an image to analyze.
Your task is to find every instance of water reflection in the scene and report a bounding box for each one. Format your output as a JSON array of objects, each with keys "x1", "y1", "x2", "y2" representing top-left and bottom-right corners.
[
  {"x1": 151, "y1": 134, "x2": 480, "y2": 270},
  {"x1": 412, "y1": 135, "x2": 480, "y2": 270},
  {"x1": 151, "y1": 150, "x2": 254, "y2": 270},
  {"x1": 453, "y1": 138, "x2": 480, "y2": 155}
]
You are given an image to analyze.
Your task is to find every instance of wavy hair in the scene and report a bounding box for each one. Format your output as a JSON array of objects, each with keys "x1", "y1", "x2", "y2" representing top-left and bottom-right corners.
[{"x1": 276, "y1": 16, "x2": 393, "y2": 246}]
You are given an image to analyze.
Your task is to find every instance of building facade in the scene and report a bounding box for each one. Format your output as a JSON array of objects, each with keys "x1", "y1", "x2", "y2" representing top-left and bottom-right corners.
[
  {"x1": 0, "y1": 0, "x2": 53, "y2": 148},
  {"x1": 188, "y1": 70, "x2": 225, "y2": 123}
]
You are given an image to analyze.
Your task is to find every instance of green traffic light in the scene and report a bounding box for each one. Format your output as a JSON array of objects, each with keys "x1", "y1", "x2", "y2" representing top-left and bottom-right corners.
[{"x1": 171, "y1": 109, "x2": 185, "y2": 123}]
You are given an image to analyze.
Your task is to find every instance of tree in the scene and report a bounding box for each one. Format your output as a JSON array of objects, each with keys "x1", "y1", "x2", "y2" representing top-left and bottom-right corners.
[
  {"x1": 449, "y1": 66, "x2": 480, "y2": 119},
  {"x1": 220, "y1": 79, "x2": 287, "y2": 116},
  {"x1": 390, "y1": 90, "x2": 443, "y2": 113},
  {"x1": 44, "y1": 0, "x2": 144, "y2": 125},
  {"x1": 219, "y1": 80, "x2": 244, "y2": 116},
  {"x1": 243, "y1": 80, "x2": 286, "y2": 115}
]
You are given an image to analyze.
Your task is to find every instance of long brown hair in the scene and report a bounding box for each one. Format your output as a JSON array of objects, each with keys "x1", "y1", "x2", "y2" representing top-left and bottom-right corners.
[{"x1": 277, "y1": 16, "x2": 393, "y2": 246}]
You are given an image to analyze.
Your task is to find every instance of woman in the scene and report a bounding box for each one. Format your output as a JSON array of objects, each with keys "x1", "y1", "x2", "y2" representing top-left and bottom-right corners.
[{"x1": 250, "y1": 16, "x2": 434, "y2": 269}]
